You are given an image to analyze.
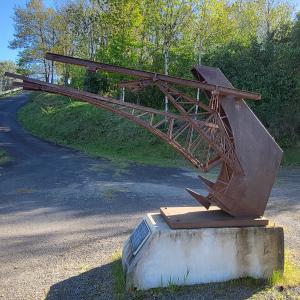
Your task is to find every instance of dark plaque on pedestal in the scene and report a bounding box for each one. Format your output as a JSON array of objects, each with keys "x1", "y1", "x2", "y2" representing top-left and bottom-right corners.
[{"x1": 130, "y1": 219, "x2": 151, "y2": 256}]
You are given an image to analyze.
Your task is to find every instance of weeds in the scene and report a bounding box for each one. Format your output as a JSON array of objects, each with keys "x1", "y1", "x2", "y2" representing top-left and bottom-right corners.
[
  {"x1": 0, "y1": 149, "x2": 11, "y2": 165},
  {"x1": 269, "y1": 251, "x2": 300, "y2": 287},
  {"x1": 111, "y1": 251, "x2": 126, "y2": 300}
]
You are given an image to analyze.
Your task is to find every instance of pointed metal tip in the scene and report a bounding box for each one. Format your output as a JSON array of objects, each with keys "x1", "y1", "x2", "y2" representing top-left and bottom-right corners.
[{"x1": 186, "y1": 188, "x2": 211, "y2": 210}]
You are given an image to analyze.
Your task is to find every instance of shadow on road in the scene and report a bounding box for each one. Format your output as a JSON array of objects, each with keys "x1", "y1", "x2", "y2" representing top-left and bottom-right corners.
[{"x1": 45, "y1": 263, "x2": 114, "y2": 300}]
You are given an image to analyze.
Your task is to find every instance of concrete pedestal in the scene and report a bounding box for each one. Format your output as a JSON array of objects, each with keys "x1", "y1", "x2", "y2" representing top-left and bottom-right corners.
[{"x1": 122, "y1": 213, "x2": 284, "y2": 290}]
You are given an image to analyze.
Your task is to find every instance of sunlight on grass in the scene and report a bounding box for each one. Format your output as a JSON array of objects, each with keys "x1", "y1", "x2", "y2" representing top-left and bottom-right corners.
[
  {"x1": 269, "y1": 251, "x2": 300, "y2": 287},
  {"x1": 111, "y1": 251, "x2": 126, "y2": 300},
  {"x1": 79, "y1": 263, "x2": 92, "y2": 274}
]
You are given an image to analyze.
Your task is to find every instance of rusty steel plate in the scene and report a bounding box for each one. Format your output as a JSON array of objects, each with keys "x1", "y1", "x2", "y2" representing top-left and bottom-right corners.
[{"x1": 160, "y1": 206, "x2": 269, "y2": 229}]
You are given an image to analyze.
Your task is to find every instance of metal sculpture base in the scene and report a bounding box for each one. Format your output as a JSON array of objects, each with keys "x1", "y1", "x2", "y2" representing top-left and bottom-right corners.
[
  {"x1": 160, "y1": 206, "x2": 268, "y2": 229},
  {"x1": 122, "y1": 213, "x2": 283, "y2": 290}
]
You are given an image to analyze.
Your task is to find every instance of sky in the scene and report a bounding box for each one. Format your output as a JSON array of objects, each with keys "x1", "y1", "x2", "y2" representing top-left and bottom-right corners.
[
  {"x1": 0, "y1": 0, "x2": 300, "y2": 63},
  {"x1": 0, "y1": 0, "x2": 55, "y2": 63}
]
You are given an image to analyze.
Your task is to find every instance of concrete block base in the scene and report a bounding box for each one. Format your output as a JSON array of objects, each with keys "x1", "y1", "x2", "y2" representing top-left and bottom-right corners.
[{"x1": 122, "y1": 213, "x2": 284, "y2": 290}]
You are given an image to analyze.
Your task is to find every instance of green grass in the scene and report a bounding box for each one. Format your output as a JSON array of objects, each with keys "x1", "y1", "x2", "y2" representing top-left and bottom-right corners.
[
  {"x1": 18, "y1": 92, "x2": 187, "y2": 167},
  {"x1": 269, "y1": 250, "x2": 300, "y2": 287},
  {"x1": 18, "y1": 92, "x2": 300, "y2": 167},
  {"x1": 111, "y1": 251, "x2": 300, "y2": 300},
  {"x1": 282, "y1": 146, "x2": 300, "y2": 166},
  {"x1": 111, "y1": 251, "x2": 127, "y2": 300},
  {"x1": 0, "y1": 149, "x2": 10, "y2": 165}
]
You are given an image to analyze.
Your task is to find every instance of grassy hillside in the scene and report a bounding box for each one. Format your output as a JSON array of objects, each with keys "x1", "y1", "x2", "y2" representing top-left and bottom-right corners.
[
  {"x1": 19, "y1": 92, "x2": 299, "y2": 167},
  {"x1": 18, "y1": 92, "x2": 187, "y2": 167}
]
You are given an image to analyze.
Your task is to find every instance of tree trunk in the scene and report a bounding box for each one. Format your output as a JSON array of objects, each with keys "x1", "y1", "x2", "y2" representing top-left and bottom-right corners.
[
  {"x1": 195, "y1": 39, "x2": 203, "y2": 115},
  {"x1": 163, "y1": 45, "x2": 169, "y2": 112},
  {"x1": 51, "y1": 60, "x2": 54, "y2": 84},
  {"x1": 64, "y1": 67, "x2": 69, "y2": 86},
  {"x1": 43, "y1": 58, "x2": 49, "y2": 82}
]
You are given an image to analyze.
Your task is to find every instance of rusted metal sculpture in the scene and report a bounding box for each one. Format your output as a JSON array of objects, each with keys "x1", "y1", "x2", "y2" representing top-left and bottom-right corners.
[{"x1": 5, "y1": 53, "x2": 282, "y2": 228}]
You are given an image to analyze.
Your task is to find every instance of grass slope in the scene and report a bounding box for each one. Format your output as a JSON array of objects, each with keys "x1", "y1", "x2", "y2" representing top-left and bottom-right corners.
[
  {"x1": 19, "y1": 92, "x2": 299, "y2": 167},
  {"x1": 18, "y1": 93, "x2": 186, "y2": 167}
]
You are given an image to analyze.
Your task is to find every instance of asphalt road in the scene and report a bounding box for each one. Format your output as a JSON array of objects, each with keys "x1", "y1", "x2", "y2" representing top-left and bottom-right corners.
[{"x1": 0, "y1": 93, "x2": 299, "y2": 300}]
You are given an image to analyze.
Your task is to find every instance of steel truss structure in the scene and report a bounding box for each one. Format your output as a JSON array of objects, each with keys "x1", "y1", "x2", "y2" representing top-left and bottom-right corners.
[{"x1": 6, "y1": 53, "x2": 283, "y2": 219}]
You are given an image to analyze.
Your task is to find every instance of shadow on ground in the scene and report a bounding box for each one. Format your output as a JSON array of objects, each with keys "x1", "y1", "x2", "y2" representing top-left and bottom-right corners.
[
  {"x1": 45, "y1": 261, "x2": 270, "y2": 300},
  {"x1": 45, "y1": 263, "x2": 114, "y2": 300}
]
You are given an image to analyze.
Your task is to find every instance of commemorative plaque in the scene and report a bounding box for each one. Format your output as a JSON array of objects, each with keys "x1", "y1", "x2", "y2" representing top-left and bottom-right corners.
[{"x1": 130, "y1": 219, "x2": 151, "y2": 256}]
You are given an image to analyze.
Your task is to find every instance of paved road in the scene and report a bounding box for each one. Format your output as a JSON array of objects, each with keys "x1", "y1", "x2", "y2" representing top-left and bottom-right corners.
[{"x1": 0, "y1": 93, "x2": 299, "y2": 300}]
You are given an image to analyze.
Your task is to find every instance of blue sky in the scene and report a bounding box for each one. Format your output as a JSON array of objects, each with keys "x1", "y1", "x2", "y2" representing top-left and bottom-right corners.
[
  {"x1": 0, "y1": 0, "x2": 55, "y2": 62},
  {"x1": 0, "y1": 0, "x2": 300, "y2": 63}
]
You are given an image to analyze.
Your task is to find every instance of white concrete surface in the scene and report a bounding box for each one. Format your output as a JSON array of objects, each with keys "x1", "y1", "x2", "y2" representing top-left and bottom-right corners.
[{"x1": 122, "y1": 213, "x2": 284, "y2": 290}]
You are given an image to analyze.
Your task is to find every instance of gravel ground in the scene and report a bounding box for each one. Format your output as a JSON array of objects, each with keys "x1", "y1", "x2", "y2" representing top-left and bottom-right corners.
[{"x1": 0, "y1": 93, "x2": 299, "y2": 300}]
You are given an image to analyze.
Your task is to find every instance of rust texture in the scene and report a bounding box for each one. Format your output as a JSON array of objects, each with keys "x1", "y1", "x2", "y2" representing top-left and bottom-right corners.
[
  {"x1": 5, "y1": 53, "x2": 282, "y2": 220},
  {"x1": 160, "y1": 207, "x2": 269, "y2": 229}
]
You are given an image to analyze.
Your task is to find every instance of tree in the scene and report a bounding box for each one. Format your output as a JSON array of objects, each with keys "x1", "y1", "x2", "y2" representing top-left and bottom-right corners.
[
  {"x1": 9, "y1": 0, "x2": 57, "y2": 82},
  {"x1": 143, "y1": 0, "x2": 195, "y2": 111},
  {"x1": 193, "y1": 0, "x2": 237, "y2": 65},
  {"x1": 255, "y1": 0, "x2": 293, "y2": 41},
  {"x1": 203, "y1": 33, "x2": 299, "y2": 147},
  {"x1": 53, "y1": 1, "x2": 89, "y2": 85},
  {"x1": 0, "y1": 61, "x2": 16, "y2": 92}
]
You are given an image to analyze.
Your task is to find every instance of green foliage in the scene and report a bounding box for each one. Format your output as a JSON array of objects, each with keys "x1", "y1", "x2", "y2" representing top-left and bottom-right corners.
[
  {"x1": 83, "y1": 70, "x2": 109, "y2": 94},
  {"x1": 203, "y1": 35, "x2": 300, "y2": 147},
  {"x1": 9, "y1": 0, "x2": 57, "y2": 82},
  {"x1": 0, "y1": 61, "x2": 16, "y2": 92},
  {"x1": 283, "y1": 147, "x2": 300, "y2": 165},
  {"x1": 269, "y1": 251, "x2": 300, "y2": 287},
  {"x1": 111, "y1": 252, "x2": 126, "y2": 300}
]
